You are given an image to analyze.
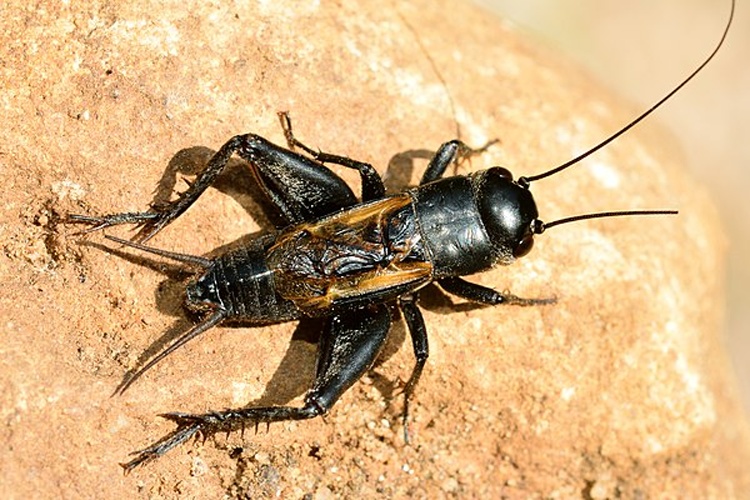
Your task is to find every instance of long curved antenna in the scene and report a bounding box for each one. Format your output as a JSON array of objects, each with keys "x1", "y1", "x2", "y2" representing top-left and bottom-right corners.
[
  {"x1": 534, "y1": 209, "x2": 678, "y2": 234},
  {"x1": 520, "y1": 0, "x2": 734, "y2": 185}
]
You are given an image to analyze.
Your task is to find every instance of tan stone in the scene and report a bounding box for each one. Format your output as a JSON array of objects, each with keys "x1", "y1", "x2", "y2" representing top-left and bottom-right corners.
[{"x1": 1, "y1": 0, "x2": 748, "y2": 497}]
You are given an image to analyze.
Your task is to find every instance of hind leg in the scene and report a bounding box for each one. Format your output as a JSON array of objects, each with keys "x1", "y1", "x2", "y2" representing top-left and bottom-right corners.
[{"x1": 121, "y1": 304, "x2": 391, "y2": 472}]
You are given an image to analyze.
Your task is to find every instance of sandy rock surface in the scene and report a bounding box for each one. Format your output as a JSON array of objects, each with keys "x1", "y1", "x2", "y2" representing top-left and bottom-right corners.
[{"x1": 1, "y1": 0, "x2": 749, "y2": 497}]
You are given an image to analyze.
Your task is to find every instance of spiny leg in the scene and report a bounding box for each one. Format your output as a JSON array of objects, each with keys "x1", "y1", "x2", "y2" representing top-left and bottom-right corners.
[
  {"x1": 398, "y1": 294, "x2": 428, "y2": 443},
  {"x1": 121, "y1": 404, "x2": 323, "y2": 473},
  {"x1": 69, "y1": 135, "x2": 254, "y2": 242},
  {"x1": 69, "y1": 131, "x2": 362, "y2": 239},
  {"x1": 278, "y1": 112, "x2": 386, "y2": 201},
  {"x1": 237, "y1": 134, "x2": 358, "y2": 225},
  {"x1": 122, "y1": 304, "x2": 391, "y2": 472},
  {"x1": 438, "y1": 277, "x2": 556, "y2": 306},
  {"x1": 396, "y1": 282, "x2": 552, "y2": 444}
]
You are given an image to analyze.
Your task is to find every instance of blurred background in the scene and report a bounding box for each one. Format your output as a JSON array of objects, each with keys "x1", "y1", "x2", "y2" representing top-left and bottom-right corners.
[{"x1": 480, "y1": 0, "x2": 749, "y2": 411}]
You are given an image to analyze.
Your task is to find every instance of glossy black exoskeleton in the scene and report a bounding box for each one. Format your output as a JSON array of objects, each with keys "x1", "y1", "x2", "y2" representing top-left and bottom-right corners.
[{"x1": 68, "y1": 0, "x2": 733, "y2": 472}]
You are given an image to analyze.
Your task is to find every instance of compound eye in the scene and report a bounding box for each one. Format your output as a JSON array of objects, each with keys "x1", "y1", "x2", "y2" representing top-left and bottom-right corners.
[
  {"x1": 491, "y1": 166, "x2": 513, "y2": 181},
  {"x1": 513, "y1": 233, "x2": 534, "y2": 258}
]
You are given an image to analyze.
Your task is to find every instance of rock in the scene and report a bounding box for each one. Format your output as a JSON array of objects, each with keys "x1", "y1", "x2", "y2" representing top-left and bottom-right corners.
[{"x1": 1, "y1": 0, "x2": 748, "y2": 497}]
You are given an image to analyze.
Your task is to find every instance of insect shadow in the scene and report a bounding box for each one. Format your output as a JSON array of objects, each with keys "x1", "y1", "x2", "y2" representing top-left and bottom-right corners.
[{"x1": 95, "y1": 141, "x2": 486, "y2": 411}]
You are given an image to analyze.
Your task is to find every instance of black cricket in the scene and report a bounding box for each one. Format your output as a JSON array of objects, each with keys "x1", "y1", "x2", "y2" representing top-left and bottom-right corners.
[{"x1": 69, "y1": 1, "x2": 733, "y2": 472}]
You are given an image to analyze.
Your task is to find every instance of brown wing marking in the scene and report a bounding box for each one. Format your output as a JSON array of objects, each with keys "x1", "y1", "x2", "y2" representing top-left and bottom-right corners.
[
  {"x1": 268, "y1": 194, "x2": 430, "y2": 312},
  {"x1": 293, "y1": 260, "x2": 433, "y2": 312}
]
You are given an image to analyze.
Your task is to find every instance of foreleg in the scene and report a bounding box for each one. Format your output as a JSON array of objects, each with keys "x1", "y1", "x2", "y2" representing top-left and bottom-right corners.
[
  {"x1": 438, "y1": 277, "x2": 556, "y2": 306},
  {"x1": 420, "y1": 139, "x2": 497, "y2": 184}
]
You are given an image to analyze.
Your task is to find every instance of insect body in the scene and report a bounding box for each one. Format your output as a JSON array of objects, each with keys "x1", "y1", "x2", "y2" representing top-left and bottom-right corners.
[
  {"x1": 69, "y1": 1, "x2": 733, "y2": 472},
  {"x1": 77, "y1": 129, "x2": 556, "y2": 471}
]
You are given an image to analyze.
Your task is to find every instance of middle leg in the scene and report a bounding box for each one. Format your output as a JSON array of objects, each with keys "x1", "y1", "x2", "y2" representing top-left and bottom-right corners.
[
  {"x1": 398, "y1": 294, "x2": 428, "y2": 443},
  {"x1": 278, "y1": 112, "x2": 386, "y2": 201}
]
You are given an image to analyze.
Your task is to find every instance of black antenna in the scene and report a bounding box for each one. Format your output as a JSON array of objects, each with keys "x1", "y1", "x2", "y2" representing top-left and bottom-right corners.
[
  {"x1": 534, "y1": 209, "x2": 678, "y2": 234},
  {"x1": 520, "y1": 0, "x2": 734, "y2": 185}
]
